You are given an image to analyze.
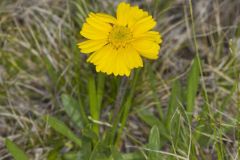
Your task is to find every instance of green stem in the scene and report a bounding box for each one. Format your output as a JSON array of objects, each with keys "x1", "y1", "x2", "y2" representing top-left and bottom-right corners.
[
  {"x1": 97, "y1": 73, "x2": 105, "y2": 110},
  {"x1": 88, "y1": 74, "x2": 105, "y2": 137},
  {"x1": 115, "y1": 69, "x2": 140, "y2": 146},
  {"x1": 106, "y1": 77, "x2": 128, "y2": 145}
]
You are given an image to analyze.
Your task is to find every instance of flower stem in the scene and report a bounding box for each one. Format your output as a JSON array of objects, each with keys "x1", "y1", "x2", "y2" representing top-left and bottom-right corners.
[
  {"x1": 106, "y1": 76, "x2": 128, "y2": 145},
  {"x1": 88, "y1": 73, "x2": 105, "y2": 137},
  {"x1": 115, "y1": 69, "x2": 140, "y2": 146}
]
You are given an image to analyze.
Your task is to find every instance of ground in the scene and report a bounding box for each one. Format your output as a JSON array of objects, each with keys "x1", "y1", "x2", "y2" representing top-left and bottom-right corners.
[{"x1": 0, "y1": 0, "x2": 240, "y2": 159}]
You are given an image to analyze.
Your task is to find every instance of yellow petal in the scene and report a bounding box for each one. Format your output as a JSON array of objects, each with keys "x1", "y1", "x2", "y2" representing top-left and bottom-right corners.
[
  {"x1": 95, "y1": 46, "x2": 117, "y2": 74},
  {"x1": 116, "y1": 2, "x2": 131, "y2": 26},
  {"x1": 101, "y1": 48, "x2": 118, "y2": 75},
  {"x1": 134, "y1": 31, "x2": 162, "y2": 44},
  {"x1": 127, "y1": 6, "x2": 148, "y2": 28},
  {"x1": 87, "y1": 45, "x2": 112, "y2": 65},
  {"x1": 123, "y1": 46, "x2": 143, "y2": 69},
  {"x1": 89, "y1": 45, "x2": 131, "y2": 76},
  {"x1": 79, "y1": 2, "x2": 162, "y2": 76},
  {"x1": 94, "y1": 13, "x2": 117, "y2": 24},
  {"x1": 132, "y1": 16, "x2": 156, "y2": 36},
  {"x1": 80, "y1": 13, "x2": 113, "y2": 40},
  {"x1": 97, "y1": 48, "x2": 131, "y2": 76},
  {"x1": 114, "y1": 48, "x2": 131, "y2": 76},
  {"x1": 77, "y1": 40, "x2": 108, "y2": 54},
  {"x1": 80, "y1": 23, "x2": 109, "y2": 40},
  {"x1": 132, "y1": 39, "x2": 160, "y2": 59},
  {"x1": 87, "y1": 13, "x2": 113, "y2": 32}
]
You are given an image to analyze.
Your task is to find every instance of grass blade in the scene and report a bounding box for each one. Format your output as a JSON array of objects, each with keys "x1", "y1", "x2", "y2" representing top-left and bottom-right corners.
[
  {"x1": 5, "y1": 139, "x2": 29, "y2": 160},
  {"x1": 165, "y1": 79, "x2": 181, "y2": 128},
  {"x1": 147, "y1": 63, "x2": 163, "y2": 119},
  {"x1": 45, "y1": 116, "x2": 82, "y2": 147},
  {"x1": 147, "y1": 125, "x2": 161, "y2": 160},
  {"x1": 186, "y1": 56, "x2": 200, "y2": 120},
  {"x1": 88, "y1": 75, "x2": 99, "y2": 136},
  {"x1": 97, "y1": 73, "x2": 105, "y2": 110},
  {"x1": 115, "y1": 70, "x2": 140, "y2": 145},
  {"x1": 137, "y1": 109, "x2": 170, "y2": 141}
]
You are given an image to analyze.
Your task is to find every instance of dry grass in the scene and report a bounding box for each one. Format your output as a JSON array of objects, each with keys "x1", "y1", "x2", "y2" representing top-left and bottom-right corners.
[{"x1": 0, "y1": 0, "x2": 240, "y2": 159}]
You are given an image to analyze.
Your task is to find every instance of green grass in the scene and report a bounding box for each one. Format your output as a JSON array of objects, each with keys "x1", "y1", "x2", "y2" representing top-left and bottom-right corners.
[{"x1": 1, "y1": 0, "x2": 240, "y2": 159}]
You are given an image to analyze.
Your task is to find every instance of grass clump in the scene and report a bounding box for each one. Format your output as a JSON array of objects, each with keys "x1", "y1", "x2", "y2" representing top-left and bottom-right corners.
[{"x1": 1, "y1": 0, "x2": 240, "y2": 159}]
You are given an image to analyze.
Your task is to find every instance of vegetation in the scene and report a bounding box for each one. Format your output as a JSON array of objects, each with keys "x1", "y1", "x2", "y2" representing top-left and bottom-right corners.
[{"x1": 0, "y1": 0, "x2": 239, "y2": 159}]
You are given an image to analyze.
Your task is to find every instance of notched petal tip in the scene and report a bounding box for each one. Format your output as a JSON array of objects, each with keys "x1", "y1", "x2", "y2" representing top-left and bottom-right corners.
[{"x1": 94, "y1": 64, "x2": 131, "y2": 77}]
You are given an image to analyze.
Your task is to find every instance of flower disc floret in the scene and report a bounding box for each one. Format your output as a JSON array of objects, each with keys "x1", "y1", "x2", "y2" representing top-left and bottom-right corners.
[{"x1": 108, "y1": 25, "x2": 133, "y2": 49}]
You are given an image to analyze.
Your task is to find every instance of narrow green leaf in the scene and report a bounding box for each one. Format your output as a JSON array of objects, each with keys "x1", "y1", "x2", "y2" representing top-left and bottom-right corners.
[
  {"x1": 114, "y1": 70, "x2": 140, "y2": 145},
  {"x1": 137, "y1": 109, "x2": 170, "y2": 141},
  {"x1": 89, "y1": 142, "x2": 110, "y2": 160},
  {"x1": 42, "y1": 57, "x2": 58, "y2": 84},
  {"x1": 219, "y1": 84, "x2": 237, "y2": 110},
  {"x1": 122, "y1": 152, "x2": 145, "y2": 160},
  {"x1": 148, "y1": 126, "x2": 161, "y2": 160},
  {"x1": 77, "y1": 137, "x2": 92, "y2": 160},
  {"x1": 47, "y1": 149, "x2": 61, "y2": 160},
  {"x1": 186, "y1": 56, "x2": 200, "y2": 119},
  {"x1": 165, "y1": 80, "x2": 181, "y2": 128},
  {"x1": 61, "y1": 94, "x2": 82, "y2": 128},
  {"x1": 61, "y1": 94, "x2": 89, "y2": 128},
  {"x1": 5, "y1": 139, "x2": 29, "y2": 160},
  {"x1": 138, "y1": 109, "x2": 162, "y2": 127},
  {"x1": 88, "y1": 75, "x2": 99, "y2": 135},
  {"x1": 82, "y1": 127, "x2": 98, "y2": 143},
  {"x1": 62, "y1": 152, "x2": 81, "y2": 160},
  {"x1": 147, "y1": 63, "x2": 163, "y2": 119},
  {"x1": 46, "y1": 116, "x2": 82, "y2": 147},
  {"x1": 97, "y1": 73, "x2": 105, "y2": 109},
  {"x1": 111, "y1": 147, "x2": 124, "y2": 160}
]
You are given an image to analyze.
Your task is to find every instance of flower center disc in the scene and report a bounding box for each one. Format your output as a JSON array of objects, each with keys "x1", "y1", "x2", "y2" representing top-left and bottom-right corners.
[{"x1": 108, "y1": 25, "x2": 133, "y2": 49}]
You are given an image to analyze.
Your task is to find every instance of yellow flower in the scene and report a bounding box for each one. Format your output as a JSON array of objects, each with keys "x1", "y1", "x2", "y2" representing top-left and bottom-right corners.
[{"x1": 78, "y1": 2, "x2": 162, "y2": 76}]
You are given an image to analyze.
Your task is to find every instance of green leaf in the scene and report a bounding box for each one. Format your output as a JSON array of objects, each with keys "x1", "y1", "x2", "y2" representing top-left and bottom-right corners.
[
  {"x1": 42, "y1": 57, "x2": 64, "y2": 89},
  {"x1": 115, "y1": 70, "x2": 140, "y2": 145},
  {"x1": 186, "y1": 56, "x2": 200, "y2": 120},
  {"x1": 47, "y1": 149, "x2": 61, "y2": 160},
  {"x1": 61, "y1": 94, "x2": 83, "y2": 128},
  {"x1": 147, "y1": 126, "x2": 161, "y2": 160},
  {"x1": 89, "y1": 142, "x2": 111, "y2": 160},
  {"x1": 111, "y1": 147, "x2": 124, "y2": 160},
  {"x1": 77, "y1": 138, "x2": 92, "y2": 160},
  {"x1": 137, "y1": 109, "x2": 170, "y2": 141},
  {"x1": 122, "y1": 152, "x2": 145, "y2": 160},
  {"x1": 165, "y1": 80, "x2": 182, "y2": 128},
  {"x1": 5, "y1": 139, "x2": 29, "y2": 160},
  {"x1": 147, "y1": 63, "x2": 163, "y2": 119},
  {"x1": 138, "y1": 109, "x2": 161, "y2": 127},
  {"x1": 42, "y1": 57, "x2": 58, "y2": 85},
  {"x1": 63, "y1": 152, "x2": 81, "y2": 160},
  {"x1": 47, "y1": 138, "x2": 65, "y2": 160},
  {"x1": 82, "y1": 127, "x2": 98, "y2": 143},
  {"x1": 88, "y1": 75, "x2": 99, "y2": 135},
  {"x1": 97, "y1": 73, "x2": 105, "y2": 109},
  {"x1": 45, "y1": 116, "x2": 82, "y2": 147}
]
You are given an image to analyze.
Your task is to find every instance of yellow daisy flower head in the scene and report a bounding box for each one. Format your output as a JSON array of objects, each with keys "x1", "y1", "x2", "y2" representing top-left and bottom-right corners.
[{"x1": 78, "y1": 2, "x2": 162, "y2": 76}]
